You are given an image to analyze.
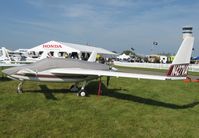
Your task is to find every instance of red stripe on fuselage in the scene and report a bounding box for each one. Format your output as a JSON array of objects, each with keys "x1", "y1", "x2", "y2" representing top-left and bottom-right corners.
[
  {"x1": 166, "y1": 65, "x2": 174, "y2": 76},
  {"x1": 166, "y1": 64, "x2": 189, "y2": 77},
  {"x1": 17, "y1": 74, "x2": 89, "y2": 79}
]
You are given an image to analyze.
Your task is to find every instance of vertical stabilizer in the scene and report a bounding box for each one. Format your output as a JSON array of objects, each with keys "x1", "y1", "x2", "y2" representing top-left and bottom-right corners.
[
  {"x1": 172, "y1": 37, "x2": 194, "y2": 65},
  {"x1": 2, "y1": 47, "x2": 10, "y2": 59},
  {"x1": 1, "y1": 47, "x2": 11, "y2": 63},
  {"x1": 167, "y1": 36, "x2": 194, "y2": 77}
]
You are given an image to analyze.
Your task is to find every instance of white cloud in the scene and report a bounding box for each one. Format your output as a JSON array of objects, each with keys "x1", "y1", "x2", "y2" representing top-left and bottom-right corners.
[
  {"x1": 26, "y1": 0, "x2": 44, "y2": 8},
  {"x1": 102, "y1": 0, "x2": 133, "y2": 7},
  {"x1": 63, "y1": 4, "x2": 95, "y2": 18}
]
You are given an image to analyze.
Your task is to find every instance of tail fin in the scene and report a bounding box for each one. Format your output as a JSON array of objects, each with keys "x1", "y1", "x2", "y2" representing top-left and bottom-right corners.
[
  {"x1": 167, "y1": 36, "x2": 194, "y2": 77},
  {"x1": 88, "y1": 51, "x2": 97, "y2": 62},
  {"x1": 2, "y1": 47, "x2": 10, "y2": 59},
  {"x1": 1, "y1": 47, "x2": 11, "y2": 62}
]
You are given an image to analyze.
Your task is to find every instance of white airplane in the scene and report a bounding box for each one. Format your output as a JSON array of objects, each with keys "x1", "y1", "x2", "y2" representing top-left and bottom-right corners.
[
  {"x1": 2, "y1": 36, "x2": 194, "y2": 96},
  {"x1": 0, "y1": 47, "x2": 11, "y2": 63}
]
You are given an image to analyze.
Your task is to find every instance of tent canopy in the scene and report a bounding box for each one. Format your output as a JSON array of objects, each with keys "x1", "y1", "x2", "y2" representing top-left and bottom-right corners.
[
  {"x1": 117, "y1": 53, "x2": 130, "y2": 59},
  {"x1": 28, "y1": 41, "x2": 79, "y2": 53},
  {"x1": 28, "y1": 40, "x2": 116, "y2": 56}
]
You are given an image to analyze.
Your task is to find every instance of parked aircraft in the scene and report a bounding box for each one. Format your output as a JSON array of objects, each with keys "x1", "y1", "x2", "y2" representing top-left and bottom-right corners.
[
  {"x1": 2, "y1": 36, "x2": 194, "y2": 96},
  {"x1": 0, "y1": 47, "x2": 30, "y2": 64},
  {"x1": 0, "y1": 47, "x2": 11, "y2": 63}
]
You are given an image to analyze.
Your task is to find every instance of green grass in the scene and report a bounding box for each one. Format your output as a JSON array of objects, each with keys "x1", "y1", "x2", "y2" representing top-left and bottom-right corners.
[{"x1": 1, "y1": 68, "x2": 199, "y2": 137}]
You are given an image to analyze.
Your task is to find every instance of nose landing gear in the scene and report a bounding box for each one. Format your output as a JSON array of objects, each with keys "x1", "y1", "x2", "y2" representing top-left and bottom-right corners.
[{"x1": 17, "y1": 81, "x2": 23, "y2": 93}]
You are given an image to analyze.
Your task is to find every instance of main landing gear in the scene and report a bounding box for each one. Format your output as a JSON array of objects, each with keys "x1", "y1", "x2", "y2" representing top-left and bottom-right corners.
[
  {"x1": 70, "y1": 81, "x2": 87, "y2": 97},
  {"x1": 77, "y1": 81, "x2": 87, "y2": 97},
  {"x1": 70, "y1": 78, "x2": 103, "y2": 97}
]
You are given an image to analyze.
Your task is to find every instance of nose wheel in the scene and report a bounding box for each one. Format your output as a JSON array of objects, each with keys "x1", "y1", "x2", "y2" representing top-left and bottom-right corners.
[{"x1": 17, "y1": 81, "x2": 23, "y2": 93}]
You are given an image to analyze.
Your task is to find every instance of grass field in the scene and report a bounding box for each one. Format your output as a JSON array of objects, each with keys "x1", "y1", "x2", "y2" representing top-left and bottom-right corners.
[{"x1": 0, "y1": 68, "x2": 199, "y2": 137}]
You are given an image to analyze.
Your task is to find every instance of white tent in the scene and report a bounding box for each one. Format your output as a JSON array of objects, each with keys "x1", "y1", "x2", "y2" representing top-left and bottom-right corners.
[
  {"x1": 59, "y1": 41, "x2": 116, "y2": 55},
  {"x1": 28, "y1": 41, "x2": 79, "y2": 54},
  {"x1": 28, "y1": 40, "x2": 116, "y2": 56},
  {"x1": 117, "y1": 54, "x2": 130, "y2": 60}
]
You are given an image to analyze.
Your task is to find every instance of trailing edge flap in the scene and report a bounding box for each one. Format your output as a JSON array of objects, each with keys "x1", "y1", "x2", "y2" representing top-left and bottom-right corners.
[{"x1": 17, "y1": 68, "x2": 36, "y2": 75}]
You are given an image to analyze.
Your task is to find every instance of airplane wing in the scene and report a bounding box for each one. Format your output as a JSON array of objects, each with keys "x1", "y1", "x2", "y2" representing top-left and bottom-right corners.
[
  {"x1": 0, "y1": 63, "x2": 23, "y2": 67},
  {"x1": 50, "y1": 68, "x2": 186, "y2": 80}
]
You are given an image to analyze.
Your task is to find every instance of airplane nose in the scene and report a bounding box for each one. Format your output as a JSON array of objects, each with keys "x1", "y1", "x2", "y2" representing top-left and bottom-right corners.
[{"x1": 2, "y1": 68, "x2": 18, "y2": 75}]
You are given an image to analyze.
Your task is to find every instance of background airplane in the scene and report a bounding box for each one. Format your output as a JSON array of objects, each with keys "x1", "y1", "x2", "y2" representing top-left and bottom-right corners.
[
  {"x1": 0, "y1": 47, "x2": 11, "y2": 63},
  {"x1": 2, "y1": 36, "x2": 194, "y2": 96}
]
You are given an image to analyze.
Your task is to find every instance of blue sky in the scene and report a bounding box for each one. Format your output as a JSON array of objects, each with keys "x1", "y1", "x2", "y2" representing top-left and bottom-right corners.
[{"x1": 0, "y1": 0, "x2": 199, "y2": 56}]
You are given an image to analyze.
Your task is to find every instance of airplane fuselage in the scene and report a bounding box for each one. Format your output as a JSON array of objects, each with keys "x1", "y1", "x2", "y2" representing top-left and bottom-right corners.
[
  {"x1": 9, "y1": 73, "x2": 97, "y2": 82},
  {"x1": 4, "y1": 58, "x2": 109, "y2": 82}
]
